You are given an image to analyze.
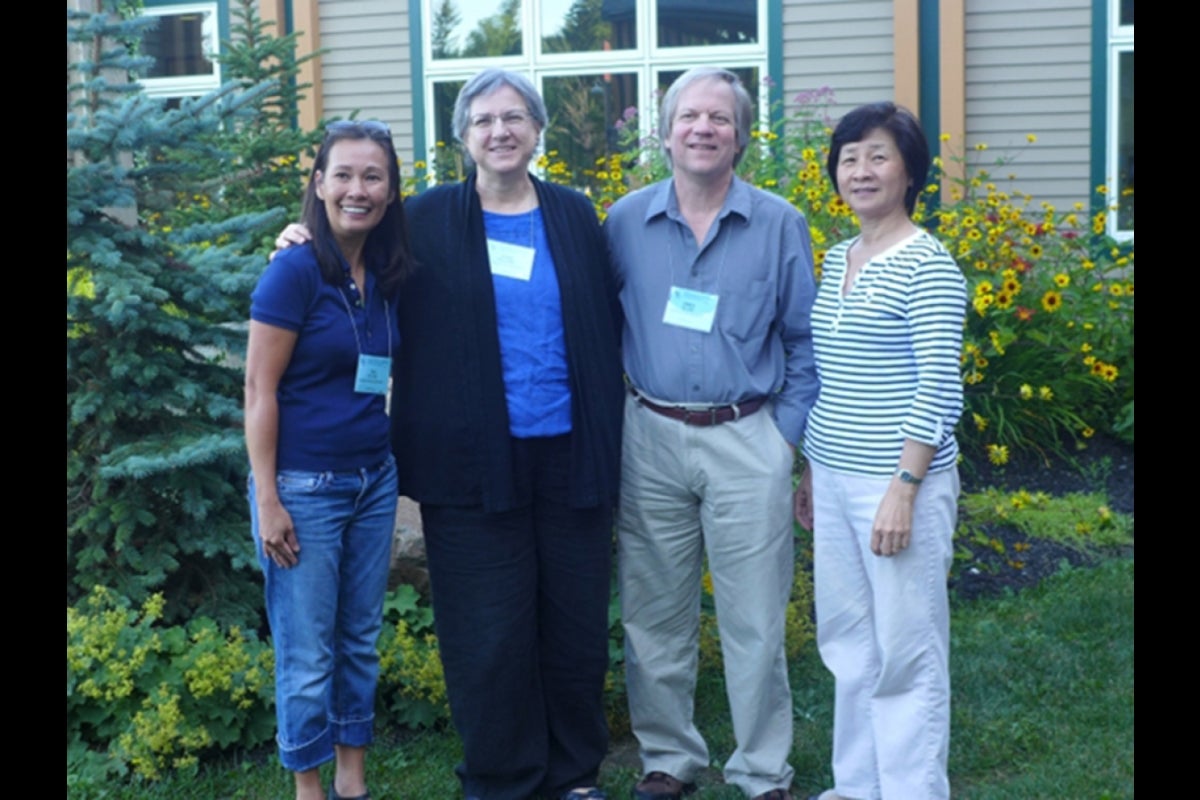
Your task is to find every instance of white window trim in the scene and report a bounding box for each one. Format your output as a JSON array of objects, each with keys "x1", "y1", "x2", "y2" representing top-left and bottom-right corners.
[
  {"x1": 1105, "y1": 0, "x2": 1133, "y2": 240},
  {"x1": 139, "y1": 2, "x2": 222, "y2": 99},
  {"x1": 422, "y1": 0, "x2": 769, "y2": 174}
]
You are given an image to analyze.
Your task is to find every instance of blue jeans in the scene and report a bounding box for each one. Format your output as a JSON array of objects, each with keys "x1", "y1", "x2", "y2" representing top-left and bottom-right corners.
[{"x1": 249, "y1": 455, "x2": 397, "y2": 773}]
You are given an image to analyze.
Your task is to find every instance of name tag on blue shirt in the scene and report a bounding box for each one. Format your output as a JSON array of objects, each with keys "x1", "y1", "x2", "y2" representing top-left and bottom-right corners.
[
  {"x1": 487, "y1": 238, "x2": 535, "y2": 281},
  {"x1": 355, "y1": 354, "x2": 391, "y2": 395},
  {"x1": 663, "y1": 286, "x2": 719, "y2": 333}
]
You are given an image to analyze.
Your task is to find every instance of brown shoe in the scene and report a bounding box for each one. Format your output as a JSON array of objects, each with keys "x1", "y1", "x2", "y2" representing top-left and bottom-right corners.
[
  {"x1": 632, "y1": 771, "x2": 697, "y2": 800},
  {"x1": 751, "y1": 790, "x2": 793, "y2": 800}
]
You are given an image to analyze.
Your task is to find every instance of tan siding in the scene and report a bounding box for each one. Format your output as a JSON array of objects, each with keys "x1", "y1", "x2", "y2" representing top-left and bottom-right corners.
[
  {"x1": 316, "y1": 0, "x2": 415, "y2": 164},
  {"x1": 964, "y1": 0, "x2": 1092, "y2": 212},
  {"x1": 781, "y1": 0, "x2": 895, "y2": 118}
]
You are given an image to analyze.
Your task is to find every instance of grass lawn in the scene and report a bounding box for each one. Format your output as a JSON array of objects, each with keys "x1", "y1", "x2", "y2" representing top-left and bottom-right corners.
[{"x1": 80, "y1": 556, "x2": 1132, "y2": 799}]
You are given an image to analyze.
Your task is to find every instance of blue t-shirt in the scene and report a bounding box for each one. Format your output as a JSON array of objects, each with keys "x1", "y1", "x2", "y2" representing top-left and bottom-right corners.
[
  {"x1": 485, "y1": 207, "x2": 573, "y2": 437},
  {"x1": 250, "y1": 242, "x2": 395, "y2": 471}
]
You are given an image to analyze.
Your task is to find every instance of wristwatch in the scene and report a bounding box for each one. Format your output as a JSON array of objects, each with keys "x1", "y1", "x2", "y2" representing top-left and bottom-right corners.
[{"x1": 896, "y1": 468, "x2": 924, "y2": 485}]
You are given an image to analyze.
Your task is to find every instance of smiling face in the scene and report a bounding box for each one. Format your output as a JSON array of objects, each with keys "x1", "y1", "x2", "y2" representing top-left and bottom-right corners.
[
  {"x1": 314, "y1": 138, "x2": 395, "y2": 247},
  {"x1": 665, "y1": 78, "x2": 741, "y2": 184},
  {"x1": 463, "y1": 84, "x2": 541, "y2": 179},
  {"x1": 835, "y1": 127, "x2": 913, "y2": 223}
]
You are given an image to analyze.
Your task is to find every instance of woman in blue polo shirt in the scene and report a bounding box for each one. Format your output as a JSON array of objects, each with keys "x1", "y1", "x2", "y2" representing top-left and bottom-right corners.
[{"x1": 245, "y1": 120, "x2": 413, "y2": 800}]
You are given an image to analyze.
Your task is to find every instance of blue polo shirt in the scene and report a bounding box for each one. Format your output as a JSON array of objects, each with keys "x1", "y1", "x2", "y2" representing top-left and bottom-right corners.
[{"x1": 250, "y1": 242, "x2": 395, "y2": 472}]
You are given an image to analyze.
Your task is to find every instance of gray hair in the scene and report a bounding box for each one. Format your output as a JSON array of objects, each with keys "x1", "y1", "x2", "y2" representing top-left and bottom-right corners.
[
  {"x1": 451, "y1": 68, "x2": 548, "y2": 144},
  {"x1": 658, "y1": 67, "x2": 754, "y2": 169}
]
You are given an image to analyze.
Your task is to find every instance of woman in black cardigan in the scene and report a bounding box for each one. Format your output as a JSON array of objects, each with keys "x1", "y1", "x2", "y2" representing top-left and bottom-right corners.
[
  {"x1": 395, "y1": 70, "x2": 623, "y2": 800},
  {"x1": 276, "y1": 69, "x2": 623, "y2": 800}
]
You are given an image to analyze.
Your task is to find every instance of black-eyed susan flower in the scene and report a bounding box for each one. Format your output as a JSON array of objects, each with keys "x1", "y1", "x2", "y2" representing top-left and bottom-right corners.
[
  {"x1": 1041, "y1": 290, "x2": 1063, "y2": 312},
  {"x1": 1053, "y1": 273, "x2": 1070, "y2": 288},
  {"x1": 987, "y1": 443, "x2": 1009, "y2": 465}
]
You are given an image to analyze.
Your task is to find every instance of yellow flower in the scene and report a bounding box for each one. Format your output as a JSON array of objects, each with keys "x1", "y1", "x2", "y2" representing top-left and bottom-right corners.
[
  {"x1": 1038, "y1": 386, "x2": 1053, "y2": 401},
  {"x1": 1041, "y1": 290, "x2": 1063, "y2": 312},
  {"x1": 973, "y1": 413, "x2": 988, "y2": 432},
  {"x1": 987, "y1": 443, "x2": 1009, "y2": 465},
  {"x1": 1081, "y1": 426, "x2": 1095, "y2": 438},
  {"x1": 1026, "y1": 133, "x2": 1038, "y2": 143},
  {"x1": 1080, "y1": 342, "x2": 1092, "y2": 353},
  {"x1": 940, "y1": 132, "x2": 951, "y2": 142},
  {"x1": 974, "y1": 143, "x2": 988, "y2": 151},
  {"x1": 1053, "y1": 273, "x2": 1070, "y2": 288},
  {"x1": 1101, "y1": 364, "x2": 1119, "y2": 382},
  {"x1": 1109, "y1": 283, "x2": 1125, "y2": 296},
  {"x1": 975, "y1": 281, "x2": 994, "y2": 297},
  {"x1": 1019, "y1": 384, "x2": 1033, "y2": 400},
  {"x1": 1029, "y1": 244, "x2": 1043, "y2": 258}
]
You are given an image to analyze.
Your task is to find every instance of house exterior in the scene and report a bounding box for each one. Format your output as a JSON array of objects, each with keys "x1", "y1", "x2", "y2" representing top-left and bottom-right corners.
[{"x1": 133, "y1": 0, "x2": 1133, "y2": 239}]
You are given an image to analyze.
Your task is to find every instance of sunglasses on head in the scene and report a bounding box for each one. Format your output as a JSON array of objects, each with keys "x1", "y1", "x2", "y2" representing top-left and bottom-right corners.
[{"x1": 325, "y1": 119, "x2": 392, "y2": 138}]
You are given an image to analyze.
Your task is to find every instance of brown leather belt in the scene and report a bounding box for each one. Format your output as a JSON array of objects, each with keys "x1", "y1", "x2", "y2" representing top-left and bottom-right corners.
[{"x1": 631, "y1": 387, "x2": 767, "y2": 427}]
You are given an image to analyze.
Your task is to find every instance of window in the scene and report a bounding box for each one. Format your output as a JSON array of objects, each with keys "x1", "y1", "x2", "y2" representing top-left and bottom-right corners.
[
  {"x1": 1105, "y1": 0, "x2": 1133, "y2": 239},
  {"x1": 138, "y1": 2, "x2": 221, "y2": 101},
  {"x1": 421, "y1": 0, "x2": 767, "y2": 190}
]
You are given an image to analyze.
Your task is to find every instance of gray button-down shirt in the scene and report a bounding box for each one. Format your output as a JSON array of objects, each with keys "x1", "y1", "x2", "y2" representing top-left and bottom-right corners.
[{"x1": 604, "y1": 177, "x2": 819, "y2": 444}]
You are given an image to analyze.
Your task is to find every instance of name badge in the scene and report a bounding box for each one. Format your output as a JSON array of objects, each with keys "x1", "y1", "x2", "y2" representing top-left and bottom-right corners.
[
  {"x1": 487, "y1": 238, "x2": 535, "y2": 281},
  {"x1": 662, "y1": 286, "x2": 719, "y2": 333},
  {"x1": 355, "y1": 354, "x2": 391, "y2": 395}
]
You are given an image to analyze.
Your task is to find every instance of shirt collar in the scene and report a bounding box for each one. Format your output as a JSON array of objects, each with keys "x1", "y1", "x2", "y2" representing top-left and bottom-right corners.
[{"x1": 643, "y1": 175, "x2": 754, "y2": 225}]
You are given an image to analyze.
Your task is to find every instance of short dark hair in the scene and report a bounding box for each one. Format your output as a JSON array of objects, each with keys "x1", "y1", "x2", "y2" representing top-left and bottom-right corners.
[
  {"x1": 827, "y1": 102, "x2": 929, "y2": 215},
  {"x1": 658, "y1": 67, "x2": 754, "y2": 169},
  {"x1": 301, "y1": 120, "x2": 413, "y2": 294}
]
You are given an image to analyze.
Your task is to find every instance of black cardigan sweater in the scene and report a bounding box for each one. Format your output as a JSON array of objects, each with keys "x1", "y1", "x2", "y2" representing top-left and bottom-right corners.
[{"x1": 392, "y1": 173, "x2": 625, "y2": 512}]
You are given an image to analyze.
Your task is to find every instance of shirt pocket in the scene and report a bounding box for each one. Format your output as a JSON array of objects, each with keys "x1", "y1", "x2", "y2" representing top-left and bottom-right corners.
[{"x1": 723, "y1": 278, "x2": 773, "y2": 342}]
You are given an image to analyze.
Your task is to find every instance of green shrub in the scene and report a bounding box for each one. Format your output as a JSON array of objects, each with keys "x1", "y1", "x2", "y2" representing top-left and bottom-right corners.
[
  {"x1": 67, "y1": 586, "x2": 275, "y2": 787},
  {"x1": 377, "y1": 584, "x2": 450, "y2": 729}
]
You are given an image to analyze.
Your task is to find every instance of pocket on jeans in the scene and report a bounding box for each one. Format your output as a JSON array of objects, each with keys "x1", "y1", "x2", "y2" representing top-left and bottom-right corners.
[{"x1": 276, "y1": 470, "x2": 333, "y2": 493}]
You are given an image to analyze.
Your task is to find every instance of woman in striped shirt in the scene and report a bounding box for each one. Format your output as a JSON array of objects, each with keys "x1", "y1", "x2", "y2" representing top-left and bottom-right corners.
[{"x1": 795, "y1": 103, "x2": 967, "y2": 800}]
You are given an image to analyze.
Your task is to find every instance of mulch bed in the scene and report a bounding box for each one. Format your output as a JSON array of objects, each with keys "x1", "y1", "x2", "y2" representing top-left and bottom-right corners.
[{"x1": 950, "y1": 433, "x2": 1134, "y2": 602}]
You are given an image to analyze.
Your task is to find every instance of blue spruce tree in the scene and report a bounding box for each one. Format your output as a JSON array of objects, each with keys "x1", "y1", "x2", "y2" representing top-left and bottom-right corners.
[{"x1": 67, "y1": 2, "x2": 287, "y2": 625}]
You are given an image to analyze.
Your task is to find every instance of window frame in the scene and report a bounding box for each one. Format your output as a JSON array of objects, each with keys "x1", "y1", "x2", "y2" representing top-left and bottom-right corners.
[
  {"x1": 419, "y1": 0, "x2": 769, "y2": 181},
  {"x1": 1104, "y1": 0, "x2": 1133, "y2": 240},
  {"x1": 138, "y1": 1, "x2": 222, "y2": 100}
]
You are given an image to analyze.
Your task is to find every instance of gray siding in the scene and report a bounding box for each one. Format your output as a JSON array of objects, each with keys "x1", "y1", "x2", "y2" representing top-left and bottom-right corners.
[
  {"x1": 964, "y1": 0, "x2": 1092, "y2": 212},
  {"x1": 317, "y1": 0, "x2": 416, "y2": 164},
  {"x1": 780, "y1": 0, "x2": 895, "y2": 123}
]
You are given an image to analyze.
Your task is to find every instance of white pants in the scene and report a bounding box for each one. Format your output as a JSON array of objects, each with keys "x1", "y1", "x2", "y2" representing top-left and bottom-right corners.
[
  {"x1": 811, "y1": 462, "x2": 958, "y2": 800},
  {"x1": 618, "y1": 394, "x2": 796, "y2": 798}
]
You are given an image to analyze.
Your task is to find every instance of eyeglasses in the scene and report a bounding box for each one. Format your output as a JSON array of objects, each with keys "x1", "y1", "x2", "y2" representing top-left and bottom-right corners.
[
  {"x1": 469, "y1": 111, "x2": 533, "y2": 131},
  {"x1": 325, "y1": 119, "x2": 392, "y2": 138}
]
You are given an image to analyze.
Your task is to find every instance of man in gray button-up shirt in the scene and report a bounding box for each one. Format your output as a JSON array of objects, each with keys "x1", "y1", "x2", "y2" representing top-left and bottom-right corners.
[{"x1": 605, "y1": 68, "x2": 819, "y2": 800}]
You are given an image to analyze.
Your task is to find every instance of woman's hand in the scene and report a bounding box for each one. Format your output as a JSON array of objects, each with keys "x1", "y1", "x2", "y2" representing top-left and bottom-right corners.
[
  {"x1": 269, "y1": 223, "x2": 313, "y2": 260},
  {"x1": 257, "y1": 497, "x2": 301, "y2": 568},
  {"x1": 871, "y1": 478, "x2": 918, "y2": 556},
  {"x1": 794, "y1": 463, "x2": 814, "y2": 531}
]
